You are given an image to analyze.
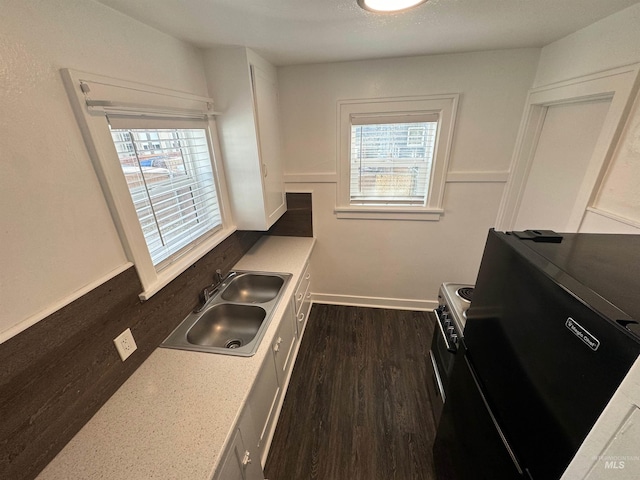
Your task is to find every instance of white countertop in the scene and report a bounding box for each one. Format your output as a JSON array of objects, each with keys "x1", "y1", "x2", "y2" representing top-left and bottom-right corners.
[{"x1": 38, "y1": 235, "x2": 315, "y2": 480}]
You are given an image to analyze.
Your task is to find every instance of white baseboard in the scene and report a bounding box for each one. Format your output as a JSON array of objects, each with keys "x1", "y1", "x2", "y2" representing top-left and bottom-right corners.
[{"x1": 311, "y1": 293, "x2": 437, "y2": 311}]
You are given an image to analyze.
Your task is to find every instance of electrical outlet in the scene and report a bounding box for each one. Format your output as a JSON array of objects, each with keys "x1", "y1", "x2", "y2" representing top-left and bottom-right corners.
[{"x1": 113, "y1": 328, "x2": 137, "y2": 361}]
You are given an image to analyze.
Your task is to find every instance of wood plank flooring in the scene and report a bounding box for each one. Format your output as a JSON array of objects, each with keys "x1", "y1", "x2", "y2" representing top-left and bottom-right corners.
[{"x1": 265, "y1": 304, "x2": 438, "y2": 480}]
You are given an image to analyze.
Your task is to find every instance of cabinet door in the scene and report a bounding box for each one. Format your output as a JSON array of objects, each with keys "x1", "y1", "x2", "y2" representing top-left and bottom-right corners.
[
  {"x1": 251, "y1": 64, "x2": 285, "y2": 225},
  {"x1": 216, "y1": 429, "x2": 245, "y2": 480},
  {"x1": 215, "y1": 425, "x2": 263, "y2": 480},
  {"x1": 237, "y1": 406, "x2": 265, "y2": 480},
  {"x1": 273, "y1": 301, "x2": 297, "y2": 386},
  {"x1": 248, "y1": 352, "x2": 280, "y2": 458}
]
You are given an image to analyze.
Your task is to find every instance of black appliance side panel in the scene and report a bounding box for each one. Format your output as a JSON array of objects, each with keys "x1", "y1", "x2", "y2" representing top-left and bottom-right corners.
[
  {"x1": 433, "y1": 355, "x2": 523, "y2": 480},
  {"x1": 464, "y1": 230, "x2": 640, "y2": 479}
]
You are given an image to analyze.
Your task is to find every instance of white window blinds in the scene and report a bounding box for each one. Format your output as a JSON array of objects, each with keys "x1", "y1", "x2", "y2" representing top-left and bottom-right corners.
[
  {"x1": 350, "y1": 117, "x2": 438, "y2": 205},
  {"x1": 108, "y1": 117, "x2": 222, "y2": 269}
]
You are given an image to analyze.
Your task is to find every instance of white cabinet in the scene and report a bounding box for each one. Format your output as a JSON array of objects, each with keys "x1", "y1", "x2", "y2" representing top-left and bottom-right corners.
[
  {"x1": 584, "y1": 407, "x2": 640, "y2": 479},
  {"x1": 273, "y1": 300, "x2": 297, "y2": 386},
  {"x1": 215, "y1": 264, "x2": 310, "y2": 477},
  {"x1": 251, "y1": 64, "x2": 285, "y2": 223},
  {"x1": 249, "y1": 345, "x2": 280, "y2": 464},
  {"x1": 214, "y1": 302, "x2": 296, "y2": 479},
  {"x1": 247, "y1": 301, "x2": 297, "y2": 467},
  {"x1": 204, "y1": 47, "x2": 286, "y2": 231},
  {"x1": 294, "y1": 261, "x2": 312, "y2": 337},
  {"x1": 214, "y1": 407, "x2": 264, "y2": 480}
]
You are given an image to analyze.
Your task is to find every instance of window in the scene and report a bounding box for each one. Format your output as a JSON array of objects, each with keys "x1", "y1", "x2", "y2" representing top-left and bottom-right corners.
[
  {"x1": 108, "y1": 126, "x2": 222, "y2": 268},
  {"x1": 350, "y1": 119, "x2": 437, "y2": 205},
  {"x1": 337, "y1": 95, "x2": 459, "y2": 220},
  {"x1": 62, "y1": 69, "x2": 234, "y2": 300},
  {"x1": 406, "y1": 126, "x2": 427, "y2": 147}
]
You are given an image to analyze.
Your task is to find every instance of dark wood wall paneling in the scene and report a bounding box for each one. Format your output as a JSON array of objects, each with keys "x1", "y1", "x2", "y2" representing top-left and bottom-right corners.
[
  {"x1": 0, "y1": 231, "x2": 262, "y2": 480},
  {"x1": 266, "y1": 193, "x2": 313, "y2": 237},
  {"x1": 0, "y1": 192, "x2": 313, "y2": 480}
]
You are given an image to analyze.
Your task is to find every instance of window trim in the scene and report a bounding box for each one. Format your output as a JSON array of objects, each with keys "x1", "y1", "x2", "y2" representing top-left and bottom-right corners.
[
  {"x1": 108, "y1": 122, "x2": 224, "y2": 270},
  {"x1": 336, "y1": 94, "x2": 459, "y2": 220},
  {"x1": 62, "y1": 69, "x2": 236, "y2": 300}
]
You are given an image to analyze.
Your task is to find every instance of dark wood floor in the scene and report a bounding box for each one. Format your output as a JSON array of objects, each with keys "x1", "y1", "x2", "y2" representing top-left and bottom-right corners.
[{"x1": 265, "y1": 304, "x2": 438, "y2": 480}]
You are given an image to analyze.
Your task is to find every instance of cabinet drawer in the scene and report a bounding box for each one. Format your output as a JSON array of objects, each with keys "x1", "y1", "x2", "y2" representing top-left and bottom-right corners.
[
  {"x1": 296, "y1": 284, "x2": 312, "y2": 336},
  {"x1": 294, "y1": 262, "x2": 311, "y2": 313}
]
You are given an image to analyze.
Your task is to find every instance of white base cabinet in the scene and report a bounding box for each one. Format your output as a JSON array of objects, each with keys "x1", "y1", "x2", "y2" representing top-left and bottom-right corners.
[
  {"x1": 216, "y1": 266, "x2": 313, "y2": 477},
  {"x1": 214, "y1": 406, "x2": 263, "y2": 480},
  {"x1": 250, "y1": 342, "x2": 280, "y2": 464},
  {"x1": 294, "y1": 261, "x2": 312, "y2": 337},
  {"x1": 273, "y1": 300, "x2": 297, "y2": 387},
  {"x1": 247, "y1": 300, "x2": 297, "y2": 467}
]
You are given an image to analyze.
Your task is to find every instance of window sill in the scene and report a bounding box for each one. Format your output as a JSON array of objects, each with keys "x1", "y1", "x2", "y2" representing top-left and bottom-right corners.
[
  {"x1": 138, "y1": 225, "x2": 237, "y2": 301},
  {"x1": 334, "y1": 206, "x2": 443, "y2": 221}
]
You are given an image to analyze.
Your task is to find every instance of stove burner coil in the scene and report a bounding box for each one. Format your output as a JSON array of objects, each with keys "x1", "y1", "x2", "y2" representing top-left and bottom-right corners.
[{"x1": 456, "y1": 287, "x2": 474, "y2": 302}]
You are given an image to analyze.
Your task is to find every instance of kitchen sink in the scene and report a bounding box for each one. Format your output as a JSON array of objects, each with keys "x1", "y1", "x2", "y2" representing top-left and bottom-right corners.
[
  {"x1": 221, "y1": 273, "x2": 285, "y2": 303},
  {"x1": 161, "y1": 271, "x2": 291, "y2": 356},
  {"x1": 186, "y1": 304, "x2": 266, "y2": 348}
]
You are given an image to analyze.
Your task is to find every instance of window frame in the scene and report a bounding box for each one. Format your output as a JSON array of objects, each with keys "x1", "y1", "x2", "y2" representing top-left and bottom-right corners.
[
  {"x1": 62, "y1": 69, "x2": 235, "y2": 300},
  {"x1": 336, "y1": 94, "x2": 459, "y2": 220},
  {"x1": 108, "y1": 123, "x2": 225, "y2": 269}
]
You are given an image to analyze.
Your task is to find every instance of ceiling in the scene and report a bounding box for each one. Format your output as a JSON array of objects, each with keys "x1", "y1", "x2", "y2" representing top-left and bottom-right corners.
[{"x1": 96, "y1": 0, "x2": 640, "y2": 66}]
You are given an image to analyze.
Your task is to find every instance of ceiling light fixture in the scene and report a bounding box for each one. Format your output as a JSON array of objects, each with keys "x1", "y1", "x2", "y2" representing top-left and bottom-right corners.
[{"x1": 357, "y1": 0, "x2": 428, "y2": 13}]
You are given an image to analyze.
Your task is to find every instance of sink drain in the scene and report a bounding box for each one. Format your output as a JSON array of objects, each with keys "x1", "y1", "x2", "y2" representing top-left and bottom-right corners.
[{"x1": 225, "y1": 339, "x2": 243, "y2": 349}]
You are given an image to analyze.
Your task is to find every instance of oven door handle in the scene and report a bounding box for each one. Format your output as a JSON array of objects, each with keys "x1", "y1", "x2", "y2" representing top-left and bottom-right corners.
[{"x1": 435, "y1": 308, "x2": 457, "y2": 353}]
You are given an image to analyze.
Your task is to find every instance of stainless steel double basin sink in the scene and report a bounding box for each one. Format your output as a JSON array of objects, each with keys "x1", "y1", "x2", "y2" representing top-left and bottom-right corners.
[{"x1": 161, "y1": 271, "x2": 291, "y2": 357}]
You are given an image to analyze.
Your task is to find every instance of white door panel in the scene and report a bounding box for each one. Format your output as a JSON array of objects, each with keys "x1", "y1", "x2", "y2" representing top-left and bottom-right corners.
[{"x1": 514, "y1": 99, "x2": 611, "y2": 232}]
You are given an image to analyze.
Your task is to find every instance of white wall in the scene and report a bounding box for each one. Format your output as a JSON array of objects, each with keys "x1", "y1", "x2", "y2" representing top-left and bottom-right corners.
[
  {"x1": 531, "y1": 2, "x2": 640, "y2": 235},
  {"x1": 533, "y1": 3, "x2": 640, "y2": 88},
  {"x1": 0, "y1": 0, "x2": 209, "y2": 341},
  {"x1": 593, "y1": 89, "x2": 640, "y2": 228},
  {"x1": 278, "y1": 49, "x2": 541, "y2": 307}
]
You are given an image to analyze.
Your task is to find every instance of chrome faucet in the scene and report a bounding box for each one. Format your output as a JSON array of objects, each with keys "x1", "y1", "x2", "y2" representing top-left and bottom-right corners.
[{"x1": 195, "y1": 269, "x2": 226, "y2": 312}]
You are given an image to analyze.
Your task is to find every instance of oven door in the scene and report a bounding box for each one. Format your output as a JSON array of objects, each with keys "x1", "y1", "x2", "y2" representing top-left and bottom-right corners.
[
  {"x1": 427, "y1": 349, "x2": 446, "y2": 423},
  {"x1": 428, "y1": 309, "x2": 456, "y2": 425}
]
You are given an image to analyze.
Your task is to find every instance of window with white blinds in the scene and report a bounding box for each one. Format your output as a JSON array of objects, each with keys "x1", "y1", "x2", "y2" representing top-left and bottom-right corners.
[
  {"x1": 350, "y1": 120, "x2": 438, "y2": 205},
  {"x1": 109, "y1": 122, "x2": 222, "y2": 269},
  {"x1": 62, "y1": 69, "x2": 236, "y2": 299},
  {"x1": 337, "y1": 95, "x2": 459, "y2": 220}
]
